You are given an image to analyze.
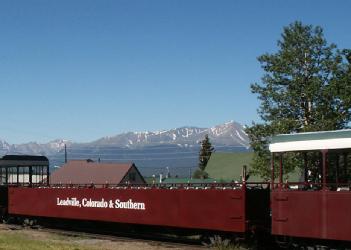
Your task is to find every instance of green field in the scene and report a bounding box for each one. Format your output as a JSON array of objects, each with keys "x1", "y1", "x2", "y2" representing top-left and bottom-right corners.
[
  {"x1": 206, "y1": 152, "x2": 257, "y2": 181},
  {"x1": 206, "y1": 152, "x2": 301, "y2": 182},
  {"x1": 145, "y1": 151, "x2": 301, "y2": 183}
]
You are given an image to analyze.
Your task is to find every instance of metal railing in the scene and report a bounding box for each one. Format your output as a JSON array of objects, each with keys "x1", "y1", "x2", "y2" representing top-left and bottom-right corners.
[
  {"x1": 7, "y1": 181, "x2": 271, "y2": 190},
  {"x1": 272, "y1": 181, "x2": 351, "y2": 191}
]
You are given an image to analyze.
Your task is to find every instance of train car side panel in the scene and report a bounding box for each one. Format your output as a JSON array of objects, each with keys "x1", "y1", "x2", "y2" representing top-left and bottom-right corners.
[
  {"x1": 325, "y1": 191, "x2": 351, "y2": 241},
  {"x1": 271, "y1": 190, "x2": 351, "y2": 241},
  {"x1": 8, "y1": 187, "x2": 246, "y2": 232}
]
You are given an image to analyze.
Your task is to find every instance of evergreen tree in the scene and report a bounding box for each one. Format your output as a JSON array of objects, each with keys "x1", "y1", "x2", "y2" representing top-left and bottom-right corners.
[
  {"x1": 246, "y1": 21, "x2": 351, "y2": 179},
  {"x1": 193, "y1": 134, "x2": 214, "y2": 179}
]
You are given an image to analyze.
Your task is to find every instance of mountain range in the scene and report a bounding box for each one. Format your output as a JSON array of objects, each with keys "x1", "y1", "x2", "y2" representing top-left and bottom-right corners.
[
  {"x1": 0, "y1": 121, "x2": 250, "y2": 176},
  {"x1": 0, "y1": 121, "x2": 249, "y2": 155},
  {"x1": 91, "y1": 120, "x2": 248, "y2": 147}
]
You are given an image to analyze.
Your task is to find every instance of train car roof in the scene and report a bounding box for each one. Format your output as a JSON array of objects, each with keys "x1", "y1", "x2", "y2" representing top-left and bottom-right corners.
[
  {"x1": 269, "y1": 129, "x2": 351, "y2": 152},
  {"x1": 0, "y1": 155, "x2": 49, "y2": 166}
]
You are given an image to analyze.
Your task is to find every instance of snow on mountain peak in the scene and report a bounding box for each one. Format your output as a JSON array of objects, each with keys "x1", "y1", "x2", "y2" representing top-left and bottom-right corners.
[{"x1": 1, "y1": 120, "x2": 250, "y2": 155}]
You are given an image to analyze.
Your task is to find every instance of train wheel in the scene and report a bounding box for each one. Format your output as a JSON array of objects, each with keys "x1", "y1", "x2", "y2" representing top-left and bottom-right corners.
[
  {"x1": 275, "y1": 235, "x2": 293, "y2": 249},
  {"x1": 23, "y1": 218, "x2": 37, "y2": 227}
]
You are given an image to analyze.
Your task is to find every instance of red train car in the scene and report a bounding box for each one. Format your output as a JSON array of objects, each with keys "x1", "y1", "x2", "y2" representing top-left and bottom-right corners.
[
  {"x1": 269, "y1": 130, "x2": 351, "y2": 243},
  {"x1": 4, "y1": 129, "x2": 351, "y2": 247},
  {"x1": 8, "y1": 184, "x2": 269, "y2": 234},
  {"x1": 272, "y1": 190, "x2": 351, "y2": 241}
]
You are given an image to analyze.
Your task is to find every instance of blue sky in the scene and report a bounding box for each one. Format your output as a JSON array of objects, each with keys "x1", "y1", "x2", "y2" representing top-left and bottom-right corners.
[{"x1": 0, "y1": 0, "x2": 350, "y2": 144}]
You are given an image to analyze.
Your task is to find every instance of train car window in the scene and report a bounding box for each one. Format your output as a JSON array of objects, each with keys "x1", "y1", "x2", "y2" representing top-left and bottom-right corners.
[{"x1": 0, "y1": 155, "x2": 49, "y2": 187}]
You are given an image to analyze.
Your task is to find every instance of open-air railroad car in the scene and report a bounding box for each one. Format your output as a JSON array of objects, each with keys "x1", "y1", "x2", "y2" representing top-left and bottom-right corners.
[
  {"x1": 1, "y1": 129, "x2": 351, "y2": 249},
  {"x1": 269, "y1": 129, "x2": 351, "y2": 248},
  {"x1": 2, "y1": 155, "x2": 270, "y2": 240}
]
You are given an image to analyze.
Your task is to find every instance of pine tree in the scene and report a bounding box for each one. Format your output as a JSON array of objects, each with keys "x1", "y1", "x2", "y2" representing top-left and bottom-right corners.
[
  {"x1": 246, "y1": 21, "x2": 351, "y2": 179},
  {"x1": 193, "y1": 134, "x2": 214, "y2": 179}
]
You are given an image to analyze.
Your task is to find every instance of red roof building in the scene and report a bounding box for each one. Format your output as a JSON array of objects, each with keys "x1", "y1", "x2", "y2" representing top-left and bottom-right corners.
[{"x1": 50, "y1": 160, "x2": 145, "y2": 185}]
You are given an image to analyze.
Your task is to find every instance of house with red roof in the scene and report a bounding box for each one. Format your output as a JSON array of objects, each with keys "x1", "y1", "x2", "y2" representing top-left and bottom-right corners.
[{"x1": 50, "y1": 160, "x2": 146, "y2": 186}]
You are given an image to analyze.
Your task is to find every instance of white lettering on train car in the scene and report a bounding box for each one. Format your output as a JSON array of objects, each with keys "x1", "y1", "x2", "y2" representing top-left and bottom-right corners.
[
  {"x1": 115, "y1": 199, "x2": 145, "y2": 210},
  {"x1": 82, "y1": 198, "x2": 108, "y2": 208},
  {"x1": 56, "y1": 197, "x2": 146, "y2": 210},
  {"x1": 56, "y1": 198, "x2": 81, "y2": 207}
]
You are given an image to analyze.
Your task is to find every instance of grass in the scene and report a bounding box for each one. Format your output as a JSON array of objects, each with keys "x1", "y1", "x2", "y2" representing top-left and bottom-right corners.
[
  {"x1": 206, "y1": 152, "x2": 302, "y2": 182},
  {"x1": 204, "y1": 235, "x2": 250, "y2": 250},
  {"x1": 0, "y1": 230, "x2": 101, "y2": 250},
  {"x1": 206, "y1": 152, "x2": 259, "y2": 182}
]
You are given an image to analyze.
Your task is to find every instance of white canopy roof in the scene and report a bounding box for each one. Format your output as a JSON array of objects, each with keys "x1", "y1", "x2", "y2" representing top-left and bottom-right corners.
[{"x1": 269, "y1": 129, "x2": 351, "y2": 153}]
